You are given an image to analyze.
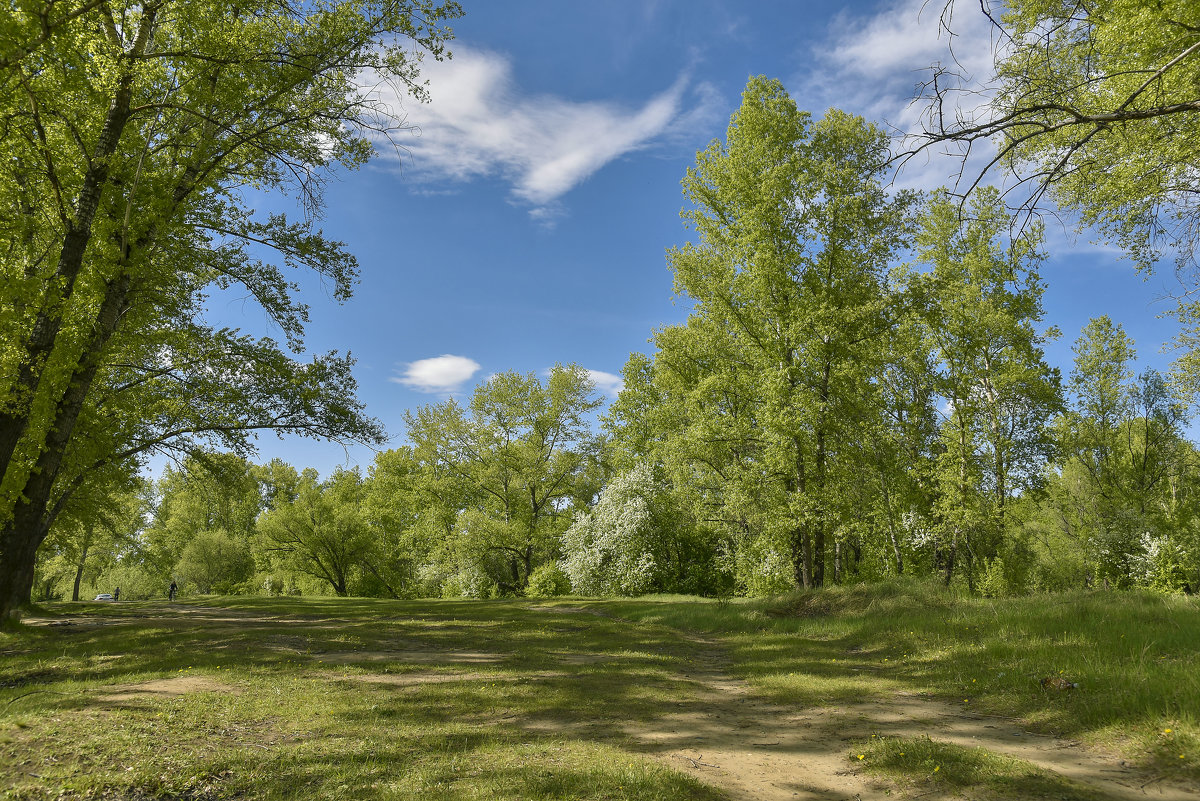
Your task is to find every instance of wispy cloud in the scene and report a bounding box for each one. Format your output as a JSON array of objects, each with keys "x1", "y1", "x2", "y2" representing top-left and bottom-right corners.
[
  {"x1": 371, "y1": 45, "x2": 721, "y2": 215},
  {"x1": 586, "y1": 369, "x2": 625, "y2": 399},
  {"x1": 821, "y1": 0, "x2": 997, "y2": 123},
  {"x1": 806, "y1": 0, "x2": 1003, "y2": 193},
  {"x1": 391, "y1": 354, "x2": 481, "y2": 394}
]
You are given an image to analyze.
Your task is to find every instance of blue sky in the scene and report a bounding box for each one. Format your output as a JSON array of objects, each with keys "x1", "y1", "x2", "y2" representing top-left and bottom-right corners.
[{"x1": 201, "y1": 0, "x2": 1185, "y2": 478}]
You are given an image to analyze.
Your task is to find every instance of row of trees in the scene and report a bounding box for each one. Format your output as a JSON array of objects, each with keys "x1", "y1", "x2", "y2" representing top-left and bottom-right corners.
[
  {"x1": 37, "y1": 310, "x2": 1200, "y2": 602},
  {"x1": 19, "y1": 0, "x2": 1200, "y2": 606},
  {"x1": 37, "y1": 366, "x2": 614, "y2": 600}
]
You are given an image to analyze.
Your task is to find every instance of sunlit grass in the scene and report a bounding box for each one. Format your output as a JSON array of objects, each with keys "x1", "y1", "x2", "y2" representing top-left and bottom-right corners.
[
  {"x1": 0, "y1": 597, "x2": 727, "y2": 800},
  {"x1": 2, "y1": 583, "x2": 1198, "y2": 798},
  {"x1": 855, "y1": 734, "x2": 1101, "y2": 800},
  {"x1": 589, "y1": 579, "x2": 1200, "y2": 780}
]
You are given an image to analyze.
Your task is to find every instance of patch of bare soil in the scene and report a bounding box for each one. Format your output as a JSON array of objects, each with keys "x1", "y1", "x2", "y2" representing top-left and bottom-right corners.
[
  {"x1": 622, "y1": 645, "x2": 1199, "y2": 801},
  {"x1": 99, "y1": 675, "x2": 239, "y2": 702},
  {"x1": 333, "y1": 669, "x2": 567, "y2": 687},
  {"x1": 319, "y1": 649, "x2": 506, "y2": 665}
]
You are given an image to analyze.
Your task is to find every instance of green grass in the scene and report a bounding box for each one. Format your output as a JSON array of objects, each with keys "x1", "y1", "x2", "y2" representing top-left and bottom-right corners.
[
  {"x1": 1, "y1": 582, "x2": 1198, "y2": 799},
  {"x1": 598, "y1": 580, "x2": 1200, "y2": 785},
  {"x1": 855, "y1": 735, "x2": 1103, "y2": 800},
  {"x1": 0, "y1": 598, "x2": 727, "y2": 800}
]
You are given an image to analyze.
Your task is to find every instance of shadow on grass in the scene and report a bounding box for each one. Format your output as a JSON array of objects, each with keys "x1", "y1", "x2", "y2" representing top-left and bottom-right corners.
[{"x1": 4, "y1": 586, "x2": 1199, "y2": 798}]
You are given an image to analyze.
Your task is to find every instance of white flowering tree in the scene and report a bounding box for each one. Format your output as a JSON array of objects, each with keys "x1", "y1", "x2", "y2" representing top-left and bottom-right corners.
[{"x1": 562, "y1": 463, "x2": 681, "y2": 596}]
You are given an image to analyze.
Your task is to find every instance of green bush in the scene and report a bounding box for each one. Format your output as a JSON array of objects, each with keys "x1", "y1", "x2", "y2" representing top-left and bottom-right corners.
[{"x1": 526, "y1": 561, "x2": 572, "y2": 597}]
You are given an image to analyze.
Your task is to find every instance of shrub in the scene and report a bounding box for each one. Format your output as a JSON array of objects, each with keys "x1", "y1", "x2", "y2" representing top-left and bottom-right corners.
[{"x1": 526, "y1": 561, "x2": 572, "y2": 597}]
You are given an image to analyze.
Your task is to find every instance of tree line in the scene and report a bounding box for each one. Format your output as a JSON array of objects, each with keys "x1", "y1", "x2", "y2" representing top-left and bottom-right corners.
[
  {"x1": 10, "y1": 0, "x2": 1200, "y2": 612},
  {"x1": 38, "y1": 276, "x2": 1200, "y2": 601}
]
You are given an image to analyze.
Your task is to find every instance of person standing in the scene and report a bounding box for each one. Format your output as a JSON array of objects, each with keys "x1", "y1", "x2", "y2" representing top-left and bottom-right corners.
[
  {"x1": 113, "y1": 587, "x2": 120, "y2": 601},
  {"x1": 168, "y1": 580, "x2": 177, "y2": 601}
]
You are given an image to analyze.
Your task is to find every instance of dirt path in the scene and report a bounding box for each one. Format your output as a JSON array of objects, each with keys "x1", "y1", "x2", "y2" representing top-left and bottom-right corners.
[{"x1": 621, "y1": 639, "x2": 1198, "y2": 801}]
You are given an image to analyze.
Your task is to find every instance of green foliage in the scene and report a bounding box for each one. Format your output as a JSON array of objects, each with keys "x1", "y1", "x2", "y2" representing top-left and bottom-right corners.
[
  {"x1": 618, "y1": 77, "x2": 916, "y2": 592},
  {"x1": 918, "y1": 0, "x2": 1199, "y2": 270},
  {"x1": 1030, "y1": 319, "x2": 1200, "y2": 592},
  {"x1": 36, "y1": 469, "x2": 149, "y2": 601},
  {"x1": 525, "y1": 561, "x2": 572, "y2": 598},
  {"x1": 258, "y1": 467, "x2": 372, "y2": 596},
  {"x1": 405, "y1": 365, "x2": 602, "y2": 594},
  {"x1": 908, "y1": 188, "x2": 1063, "y2": 588},
  {"x1": 0, "y1": 0, "x2": 462, "y2": 619},
  {"x1": 439, "y1": 565, "x2": 500, "y2": 599},
  {"x1": 994, "y1": 0, "x2": 1200, "y2": 270},
  {"x1": 96, "y1": 560, "x2": 167, "y2": 601},
  {"x1": 175, "y1": 528, "x2": 254, "y2": 595},
  {"x1": 916, "y1": 0, "x2": 1200, "y2": 422}
]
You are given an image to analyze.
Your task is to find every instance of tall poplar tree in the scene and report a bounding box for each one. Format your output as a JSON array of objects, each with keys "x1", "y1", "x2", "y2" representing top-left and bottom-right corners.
[
  {"x1": 911, "y1": 189, "x2": 1062, "y2": 587},
  {"x1": 645, "y1": 78, "x2": 914, "y2": 589}
]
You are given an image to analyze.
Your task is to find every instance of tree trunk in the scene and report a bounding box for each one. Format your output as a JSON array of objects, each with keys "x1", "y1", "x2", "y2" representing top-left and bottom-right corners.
[
  {"x1": 0, "y1": 520, "x2": 45, "y2": 621},
  {"x1": 812, "y1": 521, "x2": 826, "y2": 588},
  {"x1": 72, "y1": 542, "x2": 91, "y2": 602},
  {"x1": 793, "y1": 527, "x2": 814, "y2": 589},
  {"x1": 943, "y1": 533, "x2": 957, "y2": 587},
  {"x1": 878, "y1": 459, "x2": 904, "y2": 575},
  {"x1": 0, "y1": 274, "x2": 131, "y2": 621}
]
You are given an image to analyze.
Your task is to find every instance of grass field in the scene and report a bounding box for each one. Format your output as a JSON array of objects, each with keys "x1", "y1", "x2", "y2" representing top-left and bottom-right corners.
[{"x1": 1, "y1": 580, "x2": 1197, "y2": 800}]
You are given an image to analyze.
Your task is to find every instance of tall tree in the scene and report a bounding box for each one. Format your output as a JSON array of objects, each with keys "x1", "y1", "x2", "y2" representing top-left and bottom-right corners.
[
  {"x1": 258, "y1": 467, "x2": 371, "y2": 597},
  {"x1": 639, "y1": 78, "x2": 913, "y2": 589},
  {"x1": 360, "y1": 446, "x2": 445, "y2": 598},
  {"x1": 405, "y1": 365, "x2": 601, "y2": 593},
  {"x1": 910, "y1": 189, "x2": 1062, "y2": 587},
  {"x1": 144, "y1": 454, "x2": 262, "y2": 567},
  {"x1": 0, "y1": 0, "x2": 461, "y2": 619},
  {"x1": 1045, "y1": 322, "x2": 1197, "y2": 589},
  {"x1": 909, "y1": 1, "x2": 1200, "y2": 421}
]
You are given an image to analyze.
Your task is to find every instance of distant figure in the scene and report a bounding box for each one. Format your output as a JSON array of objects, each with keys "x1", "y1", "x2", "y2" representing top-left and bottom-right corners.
[
  {"x1": 113, "y1": 587, "x2": 120, "y2": 601},
  {"x1": 168, "y1": 580, "x2": 177, "y2": 601}
]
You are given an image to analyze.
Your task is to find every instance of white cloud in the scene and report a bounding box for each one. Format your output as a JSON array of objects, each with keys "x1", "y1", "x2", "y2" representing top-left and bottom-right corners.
[
  {"x1": 807, "y1": 0, "x2": 1004, "y2": 194},
  {"x1": 391, "y1": 354, "x2": 481, "y2": 393},
  {"x1": 370, "y1": 46, "x2": 720, "y2": 214},
  {"x1": 586, "y1": 369, "x2": 625, "y2": 399},
  {"x1": 828, "y1": 0, "x2": 996, "y2": 88}
]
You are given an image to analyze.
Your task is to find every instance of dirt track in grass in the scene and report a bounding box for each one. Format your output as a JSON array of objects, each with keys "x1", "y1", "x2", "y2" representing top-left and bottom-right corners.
[
  {"x1": 617, "y1": 635, "x2": 1197, "y2": 801},
  {"x1": 21, "y1": 602, "x2": 1200, "y2": 801}
]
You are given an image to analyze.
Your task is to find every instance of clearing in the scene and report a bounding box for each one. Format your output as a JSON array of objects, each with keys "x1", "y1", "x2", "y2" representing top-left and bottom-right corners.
[{"x1": 2, "y1": 588, "x2": 1198, "y2": 800}]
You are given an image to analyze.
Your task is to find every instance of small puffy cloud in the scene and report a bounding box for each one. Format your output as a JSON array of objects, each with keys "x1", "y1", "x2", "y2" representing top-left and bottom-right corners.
[
  {"x1": 391, "y1": 354, "x2": 481, "y2": 393},
  {"x1": 370, "y1": 45, "x2": 720, "y2": 214},
  {"x1": 587, "y1": 369, "x2": 625, "y2": 398}
]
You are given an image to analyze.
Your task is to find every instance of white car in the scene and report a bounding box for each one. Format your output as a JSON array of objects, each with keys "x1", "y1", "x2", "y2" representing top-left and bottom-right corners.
[{"x1": 93, "y1": 593, "x2": 114, "y2": 601}]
